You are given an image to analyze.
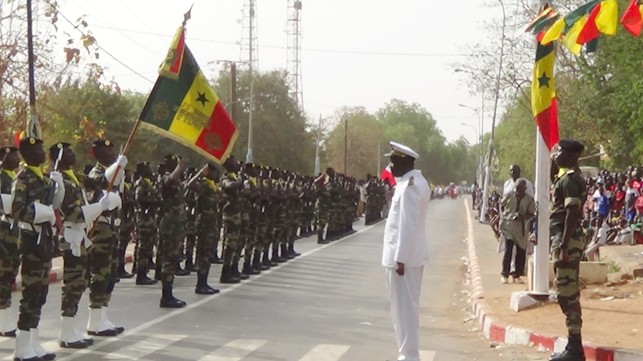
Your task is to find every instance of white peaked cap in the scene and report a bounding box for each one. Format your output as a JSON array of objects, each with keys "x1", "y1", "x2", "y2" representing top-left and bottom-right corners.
[{"x1": 385, "y1": 141, "x2": 419, "y2": 159}]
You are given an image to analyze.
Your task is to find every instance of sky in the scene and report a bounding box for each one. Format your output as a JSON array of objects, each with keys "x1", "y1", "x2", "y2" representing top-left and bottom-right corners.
[{"x1": 47, "y1": 0, "x2": 499, "y2": 145}]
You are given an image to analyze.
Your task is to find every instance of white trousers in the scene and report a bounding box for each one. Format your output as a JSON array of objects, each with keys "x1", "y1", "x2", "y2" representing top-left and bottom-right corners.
[{"x1": 386, "y1": 266, "x2": 424, "y2": 361}]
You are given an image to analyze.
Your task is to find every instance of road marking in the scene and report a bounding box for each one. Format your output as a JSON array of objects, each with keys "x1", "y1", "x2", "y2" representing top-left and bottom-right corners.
[
  {"x1": 56, "y1": 224, "x2": 379, "y2": 361},
  {"x1": 102, "y1": 334, "x2": 187, "y2": 360},
  {"x1": 420, "y1": 349, "x2": 437, "y2": 360},
  {"x1": 298, "y1": 344, "x2": 350, "y2": 361},
  {"x1": 198, "y1": 339, "x2": 267, "y2": 361}
]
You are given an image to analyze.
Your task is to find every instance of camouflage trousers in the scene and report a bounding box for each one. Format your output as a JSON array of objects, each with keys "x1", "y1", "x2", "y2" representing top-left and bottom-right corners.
[
  {"x1": 551, "y1": 233, "x2": 585, "y2": 336},
  {"x1": 17, "y1": 230, "x2": 52, "y2": 331},
  {"x1": 87, "y1": 223, "x2": 117, "y2": 309},
  {"x1": 135, "y1": 219, "x2": 156, "y2": 273},
  {"x1": 315, "y1": 202, "x2": 330, "y2": 231},
  {"x1": 118, "y1": 223, "x2": 134, "y2": 267},
  {"x1": 159, "y1": 215, "x2": 184, "y2": 284},
  {"x1": 0, "y1": 222, "x2": 19, "y2": 309},
  {"x1": 61, "y1": 245, "x2": 87, "y2": 317},
  {"x1": 196, "y1": 218, "x2": 216, "y2": 273},
  {"x1": 222, "y1": 209, "x2": 241, "y2": 266}
]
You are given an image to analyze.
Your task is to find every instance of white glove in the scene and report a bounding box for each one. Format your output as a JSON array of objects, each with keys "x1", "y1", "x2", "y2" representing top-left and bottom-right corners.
[
  {"x1": 106, "y1": 191, "x2": 122, "y2": 211},
  {"x1": 99, "y1": 194, "x2": 110, "y2": 211},
  {"x1": 71, "y1": 243, "x2": 82, "y2": 257},
  {"x1": 49, "y1": 171, "x2": 64, "y2": 187},
  {"x1": 116, "y1": 155, "x2": 128, "y2": 168},
  {"x1": 33, "y1": 203, "x2": 56, "y2": 224}
]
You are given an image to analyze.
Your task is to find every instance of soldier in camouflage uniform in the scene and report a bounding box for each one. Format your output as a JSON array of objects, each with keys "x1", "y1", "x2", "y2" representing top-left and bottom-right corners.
[
  {"x1": 11, "y1": 137, "x2": 64, "y2": 360},
  {"x1": 0, "y1": 146, "x2": 19, "y2": 337},
  {"x1": 85, "y1": 138, "x2": 126, "y2": 337},
  {"x1": 192, "y1": 163, "x2": 221, "y2": 294},
  {"x1": 116, "y1": 171, "x2": 135, "y2": 280},
  {"x1": 133, "y1": 162, "x2": 160, "y2": 286},
  {"x1": 219, "y1": 156, "x2": 244, "y2": 284},
  {"x1": 50, "y1": 142, "x2": 107, "y2": 349},
  {"x1": 181, "y1": 167, "x2": 198, "y2": 275},
  {"x1": 241, "y1": 163, "x2": 261, "y2": 276},
  {"x1": 286, "y1": 174, "x2": 302, "y2": 258},
  {"x1": 157, "y1": 154, "x2": 187, "y2": 308},
  {"x1": 315, "y1": 168, "x2": 334, "y2": 244},
  {"x1": 549, "y1": 139, "x2": 587, "y2": 361}
]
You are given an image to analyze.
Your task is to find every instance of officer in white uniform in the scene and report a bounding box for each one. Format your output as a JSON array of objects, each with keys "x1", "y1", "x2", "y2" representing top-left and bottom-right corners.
[{"x1": 382, "y1": 141, "x2": 430, "y2": 361}]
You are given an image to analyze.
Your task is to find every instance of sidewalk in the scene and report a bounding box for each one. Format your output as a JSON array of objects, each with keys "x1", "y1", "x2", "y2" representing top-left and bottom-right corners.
[{"x1": 464, "y1": 201, "x2": 643, "y2": 361}]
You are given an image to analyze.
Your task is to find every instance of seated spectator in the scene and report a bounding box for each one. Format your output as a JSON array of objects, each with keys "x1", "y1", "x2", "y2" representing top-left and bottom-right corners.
[{"x1": 585, "y1": 218, "x2": 609, "y2": 261}]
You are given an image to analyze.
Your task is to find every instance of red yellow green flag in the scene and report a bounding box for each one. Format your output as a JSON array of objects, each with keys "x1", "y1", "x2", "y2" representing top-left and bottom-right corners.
[
  {"x1": 158, "y1": 26, "x2": 186, "y2": 80},
  {"x1": 140, "y1": 44, "x2": 238, "y2": 164},
  {"x1": 621, "y1": 0, "x2": 643, "y2": 36},
  {"x1": 531, "y1": 41, "x2": 559, "y2": 151},
  {"x1": 577, "y1": 4, "x2": 602, "y2": 44},
  {"x1": 596, "y1": 0, "x2": 618, "y2": 35}
]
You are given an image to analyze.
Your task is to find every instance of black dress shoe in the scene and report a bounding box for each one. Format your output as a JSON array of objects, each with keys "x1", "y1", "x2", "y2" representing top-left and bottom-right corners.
[
  {"x1": 118, "y1": 270, "x2": 134, "y2": 279},
  {"x1": 59, "y1": 339, "x2": 88, "y2": 349},
  {"x1": 114, "y1": 326, "x2": 125, "y2": 334},
  {"x1": 195, "y1": 285, "x2": 220, "y2": 295},
  {"x1": 160, "y1": 296, "x2": 187, "y2": 308},
  {"x1": 40, "y1": 352, "x2": 56, "y2": 361},
  {"x1": 87, "y1": 328, "x2": 119, "y2": 337},
  {"x1": 136, "y1": 275, "x2": 158, "y2": 285},
  {"x1": 83, "y1": 337, "x2": 94, "y2": 346},
  {"x1": 13, "y1": 357, "x2": 44, "y2": 361},
  {"x1": 0, "y1": 329, "x2": 16, "y2": 337},
  {"x1": 175, "y1": 268, "x2": 191, "y2": 276}
]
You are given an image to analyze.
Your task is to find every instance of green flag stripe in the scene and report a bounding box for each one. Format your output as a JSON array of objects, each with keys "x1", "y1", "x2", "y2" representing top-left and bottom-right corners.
[
  {"x1": 140, "y1": 47, "x2": 199, "y2": 130},
  {"x1": 564, "y1": 0, "x2": 600, "y2": 30},
  {"x1": 535, "y1": 41, "x2": 554, "y2": 63}
]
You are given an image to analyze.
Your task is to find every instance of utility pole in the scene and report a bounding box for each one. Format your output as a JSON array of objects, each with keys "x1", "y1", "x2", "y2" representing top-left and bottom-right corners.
[
  {"x1": 241, "y1": 0, "x2": 258, "y2": 163},
  {"x1": 343, "y1": 116, "x2": 348, "y2": 174},
  {"x1": 230, "y1": 63, "x2": 238, "y2": 123}
]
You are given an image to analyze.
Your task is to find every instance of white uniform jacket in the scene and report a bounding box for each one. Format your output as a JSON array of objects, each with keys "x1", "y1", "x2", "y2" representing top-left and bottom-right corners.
[{"x1": 382, "y1": 169, "x2": 430, "y2": 268}]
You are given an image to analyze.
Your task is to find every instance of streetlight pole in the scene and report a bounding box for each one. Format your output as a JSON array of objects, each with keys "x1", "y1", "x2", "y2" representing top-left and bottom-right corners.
[
  {"x1": 460, "y1": 121, "x2": 481, "y2": 185},
  {"x1": 459, "y1": 105, "x2": 483, "y2": 187},
  {"x1": 314, "y1": 114, "x2": 322, "y2": 175},
  {"x1": 343, "y1": 116, "x2": 348, "y2": 174}
]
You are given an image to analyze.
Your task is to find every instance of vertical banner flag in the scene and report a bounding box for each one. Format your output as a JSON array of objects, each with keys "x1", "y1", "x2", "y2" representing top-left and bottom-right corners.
[
  {"x1": 531, "y1": 41, "x2": 559, "y2": 150},
  {"x1": 139, "y1": 29, "x2": 238, "y2": 164}
]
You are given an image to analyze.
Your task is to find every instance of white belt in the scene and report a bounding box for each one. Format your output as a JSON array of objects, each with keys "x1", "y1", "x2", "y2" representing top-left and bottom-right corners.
[
  {"x1": 98, "y1": 216, "x2": 121, "y2": 227},
  {"x1": 18, "y1": 221, "x2": 42, "y2": 233},
  {"x1": 63, "y1": 221, "x2": 87, "y2": 229},
  {"x1": 0, "y1": 215, "x2": 11, "y2": 224}
]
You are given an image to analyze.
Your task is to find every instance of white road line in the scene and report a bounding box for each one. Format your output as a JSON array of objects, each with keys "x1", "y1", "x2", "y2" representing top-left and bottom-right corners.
[
  {"x1": 420, "y1": 349, "x2": 437, "y2": 360},
  {"x1": 57, "y1": 224, "x2": 379, "y2": 361},
  {"x1": 197, "y1": 339, "x2": 267, "y2": 361},
  {"x1": 298, "y1": 344, "x2": 350, "y2": 361},
  {"x1": 102, "y1": 333, "x2": 187, "y2": 360}
]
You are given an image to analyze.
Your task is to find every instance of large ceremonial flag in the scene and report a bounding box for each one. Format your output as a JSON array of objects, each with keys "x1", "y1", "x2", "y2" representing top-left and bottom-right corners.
[
  {"x1": 139, "y1": 29, "x2": 238, "y2": 164},
  {"x1": 158, "y1": 26, "x2": 186, "y2": 79},
  {"x1": 531, "y1": 41, "x2": 559, "y2": 150},
  {"x1": 621, "y1": 0, "x2": 643, "y2": 36}
]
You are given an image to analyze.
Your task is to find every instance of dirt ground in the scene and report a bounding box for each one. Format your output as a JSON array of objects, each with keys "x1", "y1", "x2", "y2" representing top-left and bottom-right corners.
[{"x1": 488, "y1": 278, "x2": 643, "y2": 351}]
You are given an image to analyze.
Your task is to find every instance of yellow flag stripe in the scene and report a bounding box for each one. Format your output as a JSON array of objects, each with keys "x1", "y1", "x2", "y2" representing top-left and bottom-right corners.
[
  {"x1": 167, "y1": 70, "x2": 220, "y2": 143},
  {"x1": 596, "y1": 0, "x2": 618, "y2": 35},
  {"x1": 532, "y1": 44, "x2": 556, "y2": 117},
  {"x1": 562, "y1": 16, "x2": 586, "y2": 55},
  {"x1": 541, "y1": 17, "x2": 565, "y2": 45}
]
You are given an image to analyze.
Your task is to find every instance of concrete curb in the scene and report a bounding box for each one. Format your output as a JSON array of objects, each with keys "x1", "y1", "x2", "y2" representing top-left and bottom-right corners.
[
  {"x1": 463, "y1": 201, "x2": 643, "y2": 361},
  {"x1": 11, "y1": 254, "x2": 134, "y2": 292}
]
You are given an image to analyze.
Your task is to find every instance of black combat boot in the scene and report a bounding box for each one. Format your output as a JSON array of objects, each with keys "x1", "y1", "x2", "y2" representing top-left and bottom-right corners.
[
  {"x1": 271, "y1": 244, "x2": 285, "y2": 263},
  {"x1": 219, "y1": 265, "x2": 239, "y2": 284},
  {"x1": 175, "y1": 262, "x2": 190, "y2": 276},
  {"x1": 135, "y1": 268, "x2": 157, "y2": 285},
  {"x1": 195, "y1": 271, "x2": 219, "y2": 295},
  {"x1": 242, "y1": 255, "x2": 260, "y2": 275},
  {"x1": 280, "y1": 243, "x2": 292, "y2": 260},
  {"x1": 118, "y1": 262, "x2": 134, "y2": 279},
  {"x1": 232, "y1": 260, "x2": 248, "y2": 280},
  {"x1": 261, "y1": 246, "x2": 273, "y2": 269},
  {"x1": 184, "y1": 251, "x2": 195, "y2": 273},
  {"x1": 317, "y1": 230, "x2": 328, "y2": 244},
  {"x1": 252, "y1": 250, "x2": 264, "y2": 272},
  {"x1": 288, "y1": 242, "x2": 300, "y2": 258},
  {"x1": 159, "y1": 282, "x2": 186, "y2": 308},
  {"x1": 549, "y1": 335, "x2": 585, "y2": 361}
]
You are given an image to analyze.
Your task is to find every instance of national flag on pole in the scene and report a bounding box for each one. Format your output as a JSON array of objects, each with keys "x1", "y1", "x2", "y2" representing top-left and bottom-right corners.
[
  {"x1": 140, "y1": 33, "x2": 238, "y2": 164},
  {"x1": 525, "y1": 4, "x2": 559, "y2": 34},
  {"x1": 621, "y1": 0, "x2": 643, "y2": 36},
  {"x1": 531, "y1": 41, "x2": 559, "y2": 151},
  {"x1": 158, "y1": 26, "x2": 186, "y2": 79}
]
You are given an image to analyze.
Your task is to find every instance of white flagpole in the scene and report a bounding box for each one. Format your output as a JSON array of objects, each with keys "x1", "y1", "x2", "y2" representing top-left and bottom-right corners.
[{"x1": 532, "y1": 129, "x2": 551, "y2": 295}]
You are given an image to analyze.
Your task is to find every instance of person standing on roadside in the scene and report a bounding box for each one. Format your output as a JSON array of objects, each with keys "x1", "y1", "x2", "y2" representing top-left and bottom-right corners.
[
  {"x1": 549, "y1": 138, "x2": 587, "y2": 361},
  {"x1": 381, "y1": 141, "x2": 430, "y2": 361}
]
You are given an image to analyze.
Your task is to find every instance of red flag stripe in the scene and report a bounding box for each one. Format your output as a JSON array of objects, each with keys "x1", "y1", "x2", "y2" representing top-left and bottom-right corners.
[
  {"x1": 535, "y1": 98, "x2": 559, "y2": 150},
  {"x1": 621, "y1": 0, "x2": 643, "y2": 36},
  {"x1": 577, "y1": 3, "x2": 602, "y2": 44}
]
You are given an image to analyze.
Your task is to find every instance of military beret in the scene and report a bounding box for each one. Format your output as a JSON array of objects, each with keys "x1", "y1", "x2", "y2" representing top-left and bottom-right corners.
[
  {"x1": 136, "y1": 161, "x2": 149, "y2": 167},
  {"x1": 19, "y1": 137, "x2": 43, "y2": 149},
  {"x1": 385, "y1": 141, "x2": 419, "y2": 159},
  {"x1": 48, "y1": 142, "x2": 71, "y2": 153},
  {"x1": 1, "y1": 146, "x2": 18, "y2": 155},
  {"x1": 164, "y1": 154, "x2": 180, "y2": 161},
  {"x1": 558, "y1": 138, "x2": 585, "y2": 153},
  {"x1": 92, "y1": 138, "x2": 113, "y2": 148}
]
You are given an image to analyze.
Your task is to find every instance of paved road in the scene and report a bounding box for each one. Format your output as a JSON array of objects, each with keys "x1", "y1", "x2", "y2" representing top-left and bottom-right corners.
[{"x1": 0, "y1": 198, "x2": 547, "y2": 360}]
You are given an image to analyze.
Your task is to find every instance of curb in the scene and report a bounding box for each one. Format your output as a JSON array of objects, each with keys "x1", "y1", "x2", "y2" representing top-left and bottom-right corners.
[
  {"x1": 10, "y1": 254, "x2": 134, "y2": 293},
  {"x1": 463, "y1": 201, "x2": 643, "y2": 361}
]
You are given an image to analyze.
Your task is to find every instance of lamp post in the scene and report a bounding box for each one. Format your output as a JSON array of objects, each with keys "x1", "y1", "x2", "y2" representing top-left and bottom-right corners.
[{"x1": 460, "y1": 121, "x2": 482, "y2": 187}]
